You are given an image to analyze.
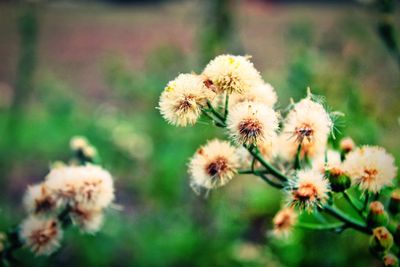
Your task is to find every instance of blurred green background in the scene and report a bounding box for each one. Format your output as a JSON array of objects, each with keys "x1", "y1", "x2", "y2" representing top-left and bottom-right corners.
[{"x1": 0, "y1": 0, "x2": 399, "y2": 266}]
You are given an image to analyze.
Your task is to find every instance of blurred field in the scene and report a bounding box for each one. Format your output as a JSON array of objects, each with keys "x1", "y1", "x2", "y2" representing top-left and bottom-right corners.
[{"x1": 0, "y1": 0, "x2": 399, "y2": 266}]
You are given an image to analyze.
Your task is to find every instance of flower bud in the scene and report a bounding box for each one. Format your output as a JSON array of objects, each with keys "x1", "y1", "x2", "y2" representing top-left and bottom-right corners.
[
  {"x1": 340, "y1": 137, "x2": 355, "y2": 153},
  {"x1": 370, "y1": 227, "x2": 393, "y2": 253},
  {"x1": 327, "y1": 168, "x2": 351, "y2": 192},
  {"x1": 367, "y1": 201, "x2": 389, "y2": 228},
  {"x1": 389, "y1": 189, "x2": 400, "y2": 215},
  {"x1": 383, "y1": 253, "x2": 399, "y2": 267}
]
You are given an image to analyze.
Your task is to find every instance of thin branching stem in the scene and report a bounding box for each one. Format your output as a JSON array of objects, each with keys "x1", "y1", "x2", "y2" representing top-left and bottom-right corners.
[
  {"x1": 323, "y1": 205, "x2": 371, "y2": 234},
  {"x1": 247, "y1": 147, "x2": 288, "y2": 182},
  {"x1": 343, "y1": 192, "x2": 365, "y2": 219}
]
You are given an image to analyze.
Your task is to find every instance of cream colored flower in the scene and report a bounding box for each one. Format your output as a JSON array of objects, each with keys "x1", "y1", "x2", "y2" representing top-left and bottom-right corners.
[
  {"x1": 272, "y1": 207, "x2": 298, "y2": 238},
  {"x1": 227, "y1": 101, "x2": 278, "y2": 146},
  {"x1": 340, "y1": 137, "x2": 356, "y2": 153},
  {"x1": 202, "y1": 55, "x2": 262, "y2": 94},
  {"x1": 70, "y1": 206, "x2": 104, "y2": 234},
  {"x1": 229, "y1": 82, "x2": 278, "y2": 109},
  {"x1": 279, "y1": 97, "x2": 332, "y2": 160},
  {"x1": 70, "y1": 136, "x2": 88, "y2": 151},
  {"x1": 311, "y1": 150, "x2": 342, "y2": 174},
  {"x1": 159, "y1": 73, "x2": 214, "y2": 127},
  {"x1": 189, "y1": 139, "x2": 240, "y2": 191},
  {"x1": 287, "y1": 169, "x2": 330, "y2": 212},
  {"x1": 343, "y1": 146, "x2": 397, "y2": 193},
  {"x1": 19, "y1": 216, "x2": 63, "y2": 256},
  {"x1": 45, "y1": 165, "x2": 115, "y2": 210},
  {"x1": 23, "y1": 183, "x2": 61, "y2": 216}
]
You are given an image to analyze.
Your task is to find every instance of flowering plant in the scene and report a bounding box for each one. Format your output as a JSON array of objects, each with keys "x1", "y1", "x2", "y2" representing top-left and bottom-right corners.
[
  {"x1": 159, "y1": 54, "x2": 399, "y2": 266},
  {"x1": 0, "y1": 137, "x2": 115, "y2": 265}
]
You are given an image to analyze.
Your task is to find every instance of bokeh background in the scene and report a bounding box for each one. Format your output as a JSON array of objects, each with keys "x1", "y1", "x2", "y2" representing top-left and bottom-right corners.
[{"x1": 0, "y1": 0, "x2": 399, "y2": 266}]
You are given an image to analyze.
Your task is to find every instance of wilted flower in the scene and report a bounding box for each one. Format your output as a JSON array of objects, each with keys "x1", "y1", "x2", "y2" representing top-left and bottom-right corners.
[
  {"x1": 19, "y1": 216, "x2": 63, "y2": 256},
  {"x1": 287, "y1": 169, "x2": 330, "y2": 212},
  {"x1": 343, "y1": 146, "x2": 397, "y2": 193},
  {"x1": 202, "y1": 55, "x2": 262, "y2": 94},
  {"x1": 159, "y1": 73, "x2": 214, "y2": 127},
  {"x1": 227, "y1": 101, "x2": 278, "y2": 146},
  {"x1": 23, "y1": 183, "x2": 60, "y2": 216},
  {"x1": 189, "y1": 139, "x2": 239, "y2": 192},
  {"x1": 272, "y1": 207, "x2": 298, "y2": 238}
]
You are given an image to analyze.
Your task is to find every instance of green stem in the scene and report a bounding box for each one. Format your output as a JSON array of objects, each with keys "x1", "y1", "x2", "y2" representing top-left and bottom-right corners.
[
  {"x1": 343, "y1": 192, "x2": 365, "y2": 219},
  {"x1": 238, "y1": 169, "x2": 267, "y2": 175},
  {"x1": 297, "y1": 221, "x2": 345, "y2": 231},
  {"x1": 207, "y1": 100, "x2": 225, "y2": 125},
  {"x1": 363, "y1": 193, "x2": 370, "y2": 211},
  {"x1": 323, "y1": 205, "x2": 370, "y2": 234},
  {"x1": 223, "y1": 93, "x2": 229, "y2": 121},
  {"x1": 257, "y1": 173, "x2": 284, "y2": 189},
  {"x1": 247, "y1": 147, "x2": 288, "y2": 182},
  {"x1": 294, "y1": 143, "x2": 302, "y2": 170}
]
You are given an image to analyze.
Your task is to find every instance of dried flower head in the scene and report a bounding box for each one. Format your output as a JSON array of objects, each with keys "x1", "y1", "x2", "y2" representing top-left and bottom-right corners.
[
  {"x1": 229, "y1": 82, "x2": 278, "y2": 108},
  {"x1": 280, "y1": 97, "x2": 332, "y2": 160},
  {"x1": 159, "y1": 73, "x2": 214, "y2": 127},
  {"x1": 202, "y1": 55, "x2": 262, "y2": 94},
  {"x1": 189, "y1": 139, "x2": 240, "y2": 192},
  {"x1": 23, "y1": 183, "x2": 60, "y2": 216},
  {"x1": 45, "y1": 165, "x2": 115, "y2": 210},
  {"x1": 227, "y1": 101, "x2": 278, "y2": 146},
  {"x1": 287, "y1": 169, "x2": 330, "y2": 212},
  {"x1": 19, "y1": 216, "x2": 63, "y2": 256},
  {"x1": 343, "y1": 146, "x2": 397, "y2": 193},
  {"x1": 272, "y1": 207, "x2": 298, "y2": 238}
]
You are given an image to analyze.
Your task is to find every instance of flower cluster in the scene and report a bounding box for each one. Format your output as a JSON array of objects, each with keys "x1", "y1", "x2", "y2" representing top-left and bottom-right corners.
[
  {"x1": 1, "y1": 137, "x2": 115, "y2": 260},
  {"x1": 159, "y1": 54, "x2": 399, "y2": 264}
]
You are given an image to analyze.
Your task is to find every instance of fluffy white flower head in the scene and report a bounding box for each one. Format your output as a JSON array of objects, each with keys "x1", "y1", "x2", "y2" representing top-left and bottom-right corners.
[
  {"x1": 23, "y1": 183, "x2": 60, "y2": 216},
  {"x1": 272, "y1": 207, "x2": 298, "y2": 238},
  {"x1": 312, "y1": 150, "x2": 342, "y2": 174},
  {"x1": 202, "y1": 55, "x2": 262, "y2": 94},
  {"x1": 287, "y1": 169, "x2": 330, "y2": 212},
  {"x1": 189, "y1": 139, "x2": 240, "y2": 192},
  {"x1": 45, "y1": 165, "x2": 115, "y2": 210},
  {"x1": 159, "y1": 73, "x2": 214, "y2": 127},
  {"x1": 280, "y1": 97, "x2": 332, "y2": 160},
  {"x1": 19, "y1": 216, "x2": 63, "y2": 256},
  {"x1": 229, "y1": 82, "x2": 278, "y2": 109},
  {"x1": 343, "y1": 146, "x2": 397, "y2": 193},
  {"x1": 71, "y1": 205, "x2": 104, "y2": 234},
  {"x1": 227, "y1": 101, "x2": 278, "y2": 146}
]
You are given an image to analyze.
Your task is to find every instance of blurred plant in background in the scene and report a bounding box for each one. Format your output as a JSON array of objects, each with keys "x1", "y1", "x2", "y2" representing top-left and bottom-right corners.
[{"x1": 0, "y1": 137, "x2": 115, "y2": 266}]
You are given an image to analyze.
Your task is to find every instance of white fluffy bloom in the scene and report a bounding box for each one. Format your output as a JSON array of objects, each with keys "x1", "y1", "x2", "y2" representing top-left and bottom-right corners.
[
  {"x1": 23, "y1": 183, "x2": 61, "y2": 216},
  {"x1": 272, "y1": 207, "x2": 298, "y2": 238},
  {"x1": 279, "y1": 97, "x2": 332, "y2": 160},
  {"x1": 70, "y1": 206, "x2": 104, "y2": 234},
  {"x1": 287, "y1": 169, "x2": 330, "y2": 212},
  {"x1": 229, "y1": 82, "x2": 278, "y2": 109},
  {"x1": 45, "y1": 165, "x2": 115, "y2": 210},
  {"x1": 19, "y1": 216, "x2": 63, "y2": 256},
  {"x1": 202, "y1": 55, "x2": 262, "y2": 94},
  {"x1": 312, "y1": 150, "x2": 342, "y2": 174},
  {"x1": 343, "y1": 146, "x2": 397, "y2": 193},
  {"x1": 227, "y1": 101, "x2": 278, "y2": 146},
  {"x1": 189, "y1": 139, "x2": 240, "y2": 191},
  {"x1": 159, "y1": 73, "x2": 214, "y2": 127}
]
